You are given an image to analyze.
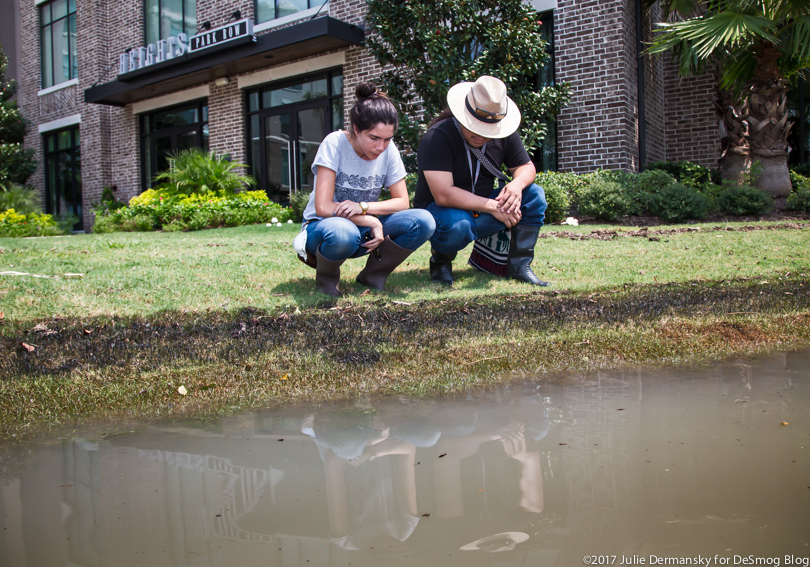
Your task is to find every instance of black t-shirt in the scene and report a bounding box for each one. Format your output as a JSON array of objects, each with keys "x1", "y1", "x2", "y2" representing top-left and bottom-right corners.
[{"x1": 413, "y1": 118, "x2": 531, "y2": 209}]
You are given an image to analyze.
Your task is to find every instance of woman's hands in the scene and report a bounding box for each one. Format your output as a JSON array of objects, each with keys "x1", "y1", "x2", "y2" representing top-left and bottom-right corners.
[
  {"x1": 332, "y1": 200, "x2": 363, "y2": 218},
  {"x1": 360, "y1": 217, "x2": 384, "y2": 250}
]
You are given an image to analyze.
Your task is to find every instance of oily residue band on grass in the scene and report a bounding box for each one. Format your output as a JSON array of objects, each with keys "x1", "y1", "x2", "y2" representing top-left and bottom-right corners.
[
  {"x1": 2, "y1": 276, "x2": 808, "y2": 379},
  {"x1": 542, "y1": 222, "x2": 810, "y2": 241}
]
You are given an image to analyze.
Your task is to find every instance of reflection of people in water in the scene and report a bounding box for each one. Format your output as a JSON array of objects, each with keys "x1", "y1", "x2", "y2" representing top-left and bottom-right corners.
[
  {"x1": 301, "y1": 411, "x2": 419, "y2": 548},
  {"x1": 299, "y1": 393, "x2": 550, "y2": 548}
]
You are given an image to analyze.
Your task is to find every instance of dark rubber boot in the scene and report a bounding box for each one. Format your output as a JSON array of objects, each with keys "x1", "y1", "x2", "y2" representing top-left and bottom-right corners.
[
  {"x1": 356, "y1": 236, "x2": 413, "y2": 291},
  {"x1": 315, "y1": 248, "x2": 345, "y2": 297},
  {"x1": 506, "y1": 225, "x2": 550, "y2": 287},
  {"x1": 429, "y1": 249, "x2": 456, "y2": 285}
]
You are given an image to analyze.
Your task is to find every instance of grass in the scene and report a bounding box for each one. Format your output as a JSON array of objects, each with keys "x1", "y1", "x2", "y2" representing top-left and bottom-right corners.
[
  {"x1": 1, "y1": 219, "x2": 809, "y2": 440},
  {"x1": 1, "y1": 220, "x2": 808, "y2": 321}
]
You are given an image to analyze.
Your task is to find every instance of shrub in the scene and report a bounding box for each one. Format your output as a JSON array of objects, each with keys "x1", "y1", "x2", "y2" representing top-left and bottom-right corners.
[
  {"x1": 90, "y1": 214, "x2": 119, "y2": 234},
  {"x1": 647, "y1": 183, "x2": 710, "y2": 222},
  {"x1": 0, "y1": 183, "x2": 40, "y2": 214},
  {"x1": 584, "y1": 168, "x2": 627, "y2": 186},
  {"x1": 536, "y1": 171, "x2": 588, "y2": 210},
  {"x1": 537, "y1": 178, "x2": 570, "y2": 224},
  {"x1": 790, "y1": 170, "x2": 810, "y2": 192},
  {"x1": 162, "y1": 219, "x2": 190, "y2": 232},
  {"x1": 646, "y1": 160, "x2": 720, "y2": 187},
  {"x1": 787, "y1": 186, "x2": 810, "y2": 212},
  {"x1": 0, "y1": 208, "x2": 62, "y2": 237},
  {"x1": 718, "y1": 184, "x2": 773, "y2": 216},
  {"x1": 791, "y1": 163, "x2": 810, "y2": 178},
  {"x1": 578, "y1": 179, "x2": 632, "y2": 221},
  {"x1": 619, "y1": 169, "x2": 678, "y2": 215},
  {"x1": 93, "y1": 189, "x2": 292, "y2": 233},
  {"x1": 152, "y1": 148, "x2": 256, "y2": 200},
  {"x1": 694, "y1": 182, "x2": 725, "y2": 213},
  {"x1": 288, "y1": 190, "x2": 311, "y2": 223},
  {"x1": 90, "y1": 185, "x2": 127, "y2": 216}
]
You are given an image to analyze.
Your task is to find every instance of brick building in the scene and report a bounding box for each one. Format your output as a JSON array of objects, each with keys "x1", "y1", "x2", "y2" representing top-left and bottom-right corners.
[{"x1": 15, "y1": 0, "x2": 731, "y2": 231}]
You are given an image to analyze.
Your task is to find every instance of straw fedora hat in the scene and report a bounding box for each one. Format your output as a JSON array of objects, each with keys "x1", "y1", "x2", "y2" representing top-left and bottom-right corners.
[{"x1": 446, "y1": 75, "x2": 521, "y2": 139}]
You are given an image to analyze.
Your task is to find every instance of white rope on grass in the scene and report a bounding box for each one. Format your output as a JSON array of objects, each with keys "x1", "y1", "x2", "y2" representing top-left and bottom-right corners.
[{"x1": 0, "y1": 271, "x2": 84, "y2": 279}]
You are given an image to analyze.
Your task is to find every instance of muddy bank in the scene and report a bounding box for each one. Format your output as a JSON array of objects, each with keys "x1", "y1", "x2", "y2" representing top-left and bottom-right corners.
[
  {"x1": 542, "y1": 221, "x2": 810, "y2": 241},
  {"x1": 3, "y1": 276, "x2": 809, "y2": 380}
]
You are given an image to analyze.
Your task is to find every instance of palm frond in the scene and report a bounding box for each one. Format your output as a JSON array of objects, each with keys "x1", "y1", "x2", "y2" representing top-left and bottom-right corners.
[
  {"x1": 648, "y1": 12, "x2": 779, "y2": 63},
  {"x1": 719, "y1": 51, "x2": 758, "y2": 90},
  {"x1": 645, "y1": 0, "x2": 702, "y2": 18},
  {"x1": 775, "y1": 0, "x2": 810, "y2": 19},
  {"x1": 787, "y1": 14, "x2": 810, "y2": 64}
]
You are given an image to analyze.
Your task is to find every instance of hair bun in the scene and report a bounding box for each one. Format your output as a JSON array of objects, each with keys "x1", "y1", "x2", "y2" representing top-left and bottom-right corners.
[{"x1": 355, "y1": 81, "x2": 378, "y2": 100}]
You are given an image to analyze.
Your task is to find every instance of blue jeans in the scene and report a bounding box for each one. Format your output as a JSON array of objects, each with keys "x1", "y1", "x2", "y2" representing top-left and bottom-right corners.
[
  {"x1": 305, "y1": 209, "x2": 436, "y2": 261},
  {"x1": 426, "y1": 183, "x2": 547, "y2": 255}
]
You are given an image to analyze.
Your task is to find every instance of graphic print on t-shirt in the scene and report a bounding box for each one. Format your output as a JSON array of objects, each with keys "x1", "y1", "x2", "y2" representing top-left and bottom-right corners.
[{"x1": 334, "y1": 172, "x2": 385, "y2": 203}]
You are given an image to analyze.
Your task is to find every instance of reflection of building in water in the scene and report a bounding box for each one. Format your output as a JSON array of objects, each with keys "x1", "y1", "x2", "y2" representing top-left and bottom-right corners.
[
  {"x1": 0, "y1": 390, "x2": 551, "y2": 566},
  {"x1": 551, "y1": 368, "x2": 645, "y2": 564},
  {"x1": 5, "y1": 352, "x2": 804, "y2": 566}
]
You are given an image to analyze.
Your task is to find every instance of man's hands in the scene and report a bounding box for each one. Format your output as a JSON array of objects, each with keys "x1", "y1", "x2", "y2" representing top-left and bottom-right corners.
[
  {"x1": 494, "y1": 180, "x2": 524, "y2": 215},
  {"x1": 490, "y1": 206, "x2": 522, "y2": 228}
]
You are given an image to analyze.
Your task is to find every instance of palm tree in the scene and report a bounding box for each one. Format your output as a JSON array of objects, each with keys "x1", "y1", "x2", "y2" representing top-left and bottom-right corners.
[
  {"x1": 153, "y1": 148, "x2": 256, "y2": 199},
  {"x1": 645, "y1": 0, "x2": 810, "y2": 198}
]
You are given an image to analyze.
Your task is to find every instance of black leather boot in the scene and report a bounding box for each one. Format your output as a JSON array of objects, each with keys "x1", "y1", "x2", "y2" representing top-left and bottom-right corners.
[
  {"x1": 315, "y1": 248, "x2": 346, "y2": 297},
  {"x1": 506, "y1": 225, "x2": 550, "y2": 286},
  {"x1": 356, "y1": 237, "x2": 413, "y2": 290},
  {"x1": 429, "y1": 249, "x2": 456, "y2": 285}
]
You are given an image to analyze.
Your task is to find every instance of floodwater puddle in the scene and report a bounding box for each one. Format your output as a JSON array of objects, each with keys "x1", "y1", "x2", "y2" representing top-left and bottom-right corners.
[{"x1": 1, "y1": 351, "x2": 809, "y2": 566}]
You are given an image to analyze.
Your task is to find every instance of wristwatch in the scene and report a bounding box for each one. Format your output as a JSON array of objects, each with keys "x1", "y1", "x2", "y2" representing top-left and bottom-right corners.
[{"x1": 359, "y1": 201, "x2": 369, "y2": 215}]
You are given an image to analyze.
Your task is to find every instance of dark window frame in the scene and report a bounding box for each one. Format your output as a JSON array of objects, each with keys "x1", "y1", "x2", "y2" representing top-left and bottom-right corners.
[
  {"x1": 39, "y1": 0, "x2": 77, "y2": 89},
  {"x1": 140, "y1": 99, "x2": 209, "y2": 190},
  {"x1": 533, "y1": 10, "x2": 557, "y2": 172},
  {"x1": 244, "y1": 68, "x2": 343, "y2": 200},
  {"x1": 43, "y1": 125, "x2": 82, "y2": 230}
]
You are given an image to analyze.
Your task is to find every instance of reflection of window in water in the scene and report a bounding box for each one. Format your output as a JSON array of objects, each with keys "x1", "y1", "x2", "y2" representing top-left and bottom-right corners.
[
  {"x1": 51, "y1": 392, "x2": 550, "y2": 557},
  {"x1": 140, "y1": 450, "x2": 277, "y2": 542}
]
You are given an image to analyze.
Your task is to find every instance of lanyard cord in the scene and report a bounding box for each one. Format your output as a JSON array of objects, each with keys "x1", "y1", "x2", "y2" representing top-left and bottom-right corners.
[{"x1": 465, "y1": 144, "x2": 483, "y2": 189}]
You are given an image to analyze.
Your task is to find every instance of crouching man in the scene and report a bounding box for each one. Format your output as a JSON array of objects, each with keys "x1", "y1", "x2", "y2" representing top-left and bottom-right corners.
[{"x1": 414, "y1": 75, "x2": 549, "y2": 286}]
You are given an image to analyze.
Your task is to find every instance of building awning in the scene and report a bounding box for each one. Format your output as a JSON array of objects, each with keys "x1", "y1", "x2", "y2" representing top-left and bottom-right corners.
[{"x1": 84, "y1": 16, "x2": 364, "y2": 107}]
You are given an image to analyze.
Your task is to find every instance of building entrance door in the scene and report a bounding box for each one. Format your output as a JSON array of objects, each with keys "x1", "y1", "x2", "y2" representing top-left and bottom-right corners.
[
  {"x1": 246, "y1": 70, "x2": 344, "y2": 204},
  {"x1": 263, "y1": 102, "x2": 328, "y2": 202}
]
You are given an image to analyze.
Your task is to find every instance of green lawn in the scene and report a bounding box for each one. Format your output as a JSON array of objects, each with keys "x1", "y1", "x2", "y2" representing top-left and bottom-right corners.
[
  {"x1": 1, "y1": 219, "x2": 809, "y2": 439},
  {"x1": 1, "y1": 220, "x2": 808, "y2": 323}
]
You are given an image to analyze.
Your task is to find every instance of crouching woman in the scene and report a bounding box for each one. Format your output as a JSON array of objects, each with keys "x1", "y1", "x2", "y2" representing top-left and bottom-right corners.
[{"x1": 296, "y1": 82, "x2": 435, "y2": 297}]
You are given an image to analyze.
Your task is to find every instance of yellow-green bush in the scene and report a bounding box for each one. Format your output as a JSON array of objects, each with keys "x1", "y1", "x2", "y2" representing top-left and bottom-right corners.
[{"x1": 0, "y1": 208, "x2": 62, "y2": 237}]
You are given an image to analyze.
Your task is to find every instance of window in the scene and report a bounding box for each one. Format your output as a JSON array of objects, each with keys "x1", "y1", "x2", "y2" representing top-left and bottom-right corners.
[
  {"x1": 40, "y1": 0, "x2": 77, "y2": 88},
  {"x1": 141, "y1": 101, "x2": 209, "y2": 189},
  {"x1": 44, "y1": 127, "x2": 82, "y2": 230},
  {"x1": 255, "y1": 0, "x2": 324, "y2": 25},
  {"x1": 246, "y1": 70, "x2": 343, "y2": 202},
  {"x1": 533, "y1": 11, "x2": 557, "y2": 172},
  {"x1": 145, "y1": 0, "x2": 196, "y2": 44}
]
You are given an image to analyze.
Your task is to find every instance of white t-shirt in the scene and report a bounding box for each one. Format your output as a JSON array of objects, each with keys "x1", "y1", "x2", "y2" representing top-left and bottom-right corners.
[{"x1": 302, "y1": 130, "x2": 407, "y2": 222}]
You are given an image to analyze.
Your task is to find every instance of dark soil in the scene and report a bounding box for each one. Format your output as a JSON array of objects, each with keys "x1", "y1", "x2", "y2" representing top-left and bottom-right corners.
[
  {"x1": 576, "y1": 209, "x2": 810, "y2": 228},
  {"x1": 3, "y1": 276, "x2": 809, "y2": 380}
]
